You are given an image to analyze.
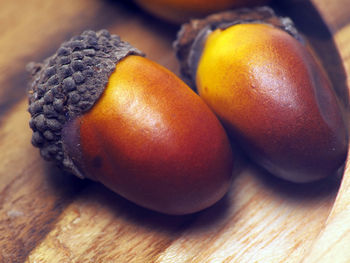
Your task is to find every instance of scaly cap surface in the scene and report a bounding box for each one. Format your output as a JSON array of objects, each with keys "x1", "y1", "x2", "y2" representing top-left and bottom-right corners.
[{"x1": 28, "y1": 30, "x2": 143, "y2": 178}]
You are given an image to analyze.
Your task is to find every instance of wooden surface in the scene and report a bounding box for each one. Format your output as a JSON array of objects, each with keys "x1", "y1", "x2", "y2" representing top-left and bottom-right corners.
[{"x1": 1, "y1": 0, "x2": 350, "y2": 262}]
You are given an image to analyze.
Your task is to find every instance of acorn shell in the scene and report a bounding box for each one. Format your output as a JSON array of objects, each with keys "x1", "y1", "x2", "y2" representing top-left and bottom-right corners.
[
  {"x1": 174, "y1": 7, "x2": 348, "y2": 182},
  {"x1": 27, "y1": 30, "x2": 143, "y2": 178},
  {"x1": 174, "y1": 6, "x2": 303, "y2": 89}
]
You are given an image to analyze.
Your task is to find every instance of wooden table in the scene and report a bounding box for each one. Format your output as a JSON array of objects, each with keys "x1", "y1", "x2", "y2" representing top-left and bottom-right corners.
[{"x1": 1, "y1": 0, "x2": 350, "y2": 262}]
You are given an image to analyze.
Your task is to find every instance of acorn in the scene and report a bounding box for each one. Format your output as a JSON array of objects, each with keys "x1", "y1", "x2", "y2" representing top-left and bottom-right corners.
[
  {"x1": 28, "y1": 30, "x2": 234, "y2": 215},
  {"x1": 174, "y1": 7, "x2": 348, "y2": 183},
  {"x1": 134, "y1": 0, "x2": 270, "y2": 23}
]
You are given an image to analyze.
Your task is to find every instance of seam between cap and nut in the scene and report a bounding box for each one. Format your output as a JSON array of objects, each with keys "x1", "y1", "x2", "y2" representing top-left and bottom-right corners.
[
  {"x1": 28, "y1": 29, "x2": 143, "y2": 179},
  {"x1": 174, "y1": 6, "x2": 304, "y2": 89}
]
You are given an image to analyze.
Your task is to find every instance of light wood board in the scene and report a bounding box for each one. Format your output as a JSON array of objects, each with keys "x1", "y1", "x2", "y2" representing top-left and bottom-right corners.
[{"x1": 1, "y1": 0, "x2": 350, "y2": 262}]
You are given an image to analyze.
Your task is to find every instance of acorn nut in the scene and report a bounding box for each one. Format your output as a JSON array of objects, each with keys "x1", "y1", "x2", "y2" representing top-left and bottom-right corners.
[
  {"x1": 134, "y1": 0, "x2": 270, "y2": 23},
  {"x1": 28, "y1": 30, "x2": 234, "y2": 215},
  {"x1": 175, "y1": 7, "x2": 348, "y2": 183}
]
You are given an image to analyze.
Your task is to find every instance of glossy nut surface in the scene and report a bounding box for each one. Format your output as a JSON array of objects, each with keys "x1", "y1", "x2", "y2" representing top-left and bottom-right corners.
[
  {"x1": 196, "y1": 23, "x2": 348, "y2": 182},
  {"x1": 65, "y1": 55, "x2": 234, "y2": 215},
  {"x1": 134, "y1": 0, "x2": 270, "y2": 23}
]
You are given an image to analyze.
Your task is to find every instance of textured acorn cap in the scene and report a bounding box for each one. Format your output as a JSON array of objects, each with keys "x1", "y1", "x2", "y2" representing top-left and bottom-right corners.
[
  {"x1": 28, "y1": 30, "x2": 143, "y2": 179},
  {"x1": 174, "y1": 6, "x2": 304, "y2": 89}
]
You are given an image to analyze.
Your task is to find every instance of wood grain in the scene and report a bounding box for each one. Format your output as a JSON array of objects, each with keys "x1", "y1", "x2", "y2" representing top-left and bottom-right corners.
[
  {"x1": 302, "y1": 154, "x2": 350, "y2": 263},
  {"x1": 1, "y1": 0, "x2": 350, "y2": 262},
  {"x1": 0, "y1": 100, "x2": 86, "y2": 262},
  {"x1": 300, "y1": 1, "x2": 350, "y2": 262}
]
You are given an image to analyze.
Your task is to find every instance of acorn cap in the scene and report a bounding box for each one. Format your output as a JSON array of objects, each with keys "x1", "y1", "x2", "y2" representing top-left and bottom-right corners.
[
  {"x1": 28, "y1": 30, "x2": 143, "y2": 179},
  {"x1": 174, "y1": 6, "x2": 304, "y2": 89}
]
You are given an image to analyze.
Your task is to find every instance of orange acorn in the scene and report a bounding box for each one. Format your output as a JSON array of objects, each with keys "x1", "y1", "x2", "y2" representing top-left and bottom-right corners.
[
  {"x1": 28, "y1": 30, "x2": 234, "y2": 214},
  {"x1": 134, "y1": 0, "x2": 271, "y2": 23},
  {"x1": 175, "y1": 8, "x2": 348, "y2": 182}
]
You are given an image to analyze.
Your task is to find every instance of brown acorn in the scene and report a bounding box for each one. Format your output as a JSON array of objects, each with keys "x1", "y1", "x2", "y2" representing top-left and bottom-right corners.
[
  {"x1": 28, "y1": 30, "x2": 234, "y2": 215},
  {"x1": 175, "y1": 7, "x2": 348, "y2": 183},
  {"x1": 134, "y1": 0, "x2": 271, "y2": 23}
]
